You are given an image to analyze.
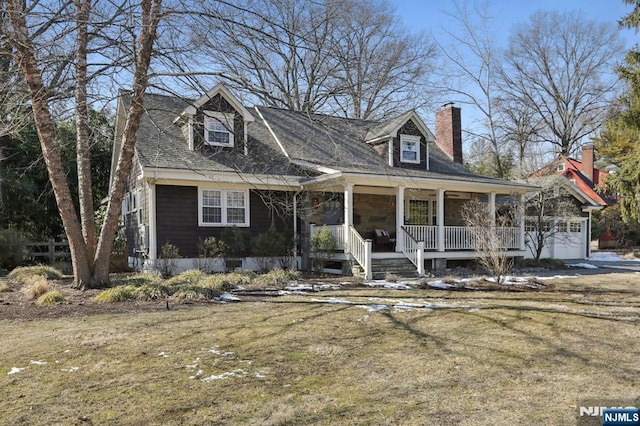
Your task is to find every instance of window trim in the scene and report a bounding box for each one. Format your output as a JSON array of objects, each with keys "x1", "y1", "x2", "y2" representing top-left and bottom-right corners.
[
  {"x1": 400, "y1": 134, "x2": 421, "y2": 164},
  {"x1": 204, "y1": 111, "x2": 235, "y2": 147},
  {"x1": 556, "y1": 163, "x2": 565, "y2": 172},
  {"x1": 198, "y1": 188, "x2": 250, "y2": 227}
]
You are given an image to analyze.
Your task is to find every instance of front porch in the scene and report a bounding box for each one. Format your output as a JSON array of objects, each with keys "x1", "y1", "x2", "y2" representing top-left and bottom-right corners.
[
  {"x1": 306, "y1": 181, "x2": 529, "y2": 279},
  {"x1": 310, "y1": 223, "x2": 523, "y2": 279}
]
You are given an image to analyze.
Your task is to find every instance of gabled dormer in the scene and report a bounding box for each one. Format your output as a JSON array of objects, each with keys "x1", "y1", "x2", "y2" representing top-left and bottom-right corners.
[
  {"x1": 364, "y1": 110, "x2": 435, "y2": 170},
  {"x1": 176, "y1": 83, "x2": 255, "y2": 154}
]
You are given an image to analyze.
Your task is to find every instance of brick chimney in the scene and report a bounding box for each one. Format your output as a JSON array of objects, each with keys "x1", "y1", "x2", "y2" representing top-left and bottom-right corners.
[
  {"x1": 435, "y1": 103, "x2": 463, "y2": 164},
  {"x1": 582, "y1": 144, "x2": 594, "y2": 182}
]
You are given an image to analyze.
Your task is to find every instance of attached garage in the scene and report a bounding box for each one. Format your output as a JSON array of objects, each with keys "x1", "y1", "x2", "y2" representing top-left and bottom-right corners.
[{"x1": 525, "y1": 217, "x2": 589, "y2": 260}]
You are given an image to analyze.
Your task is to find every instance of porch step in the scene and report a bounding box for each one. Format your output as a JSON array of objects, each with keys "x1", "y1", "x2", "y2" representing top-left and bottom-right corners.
[{"x1": 370, "y1": 257, "x2": 418, "y2": 280}]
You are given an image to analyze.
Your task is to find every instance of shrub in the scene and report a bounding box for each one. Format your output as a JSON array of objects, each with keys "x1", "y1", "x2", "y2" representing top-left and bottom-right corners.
[
  {"x1": 384, "y1": 272, "x2": 399, "y2": 283},
  {"x1": 0, "y1": 282, "x2": 10, "y2": 292},
  {"x1": 95, "y1": 286, "x2": 136, "y2": 302},
  {"x1": 167, "y1": 269, "x2": 204, "y2": 287},
  {"x1": 0, "y1": 229, "x2": 28, "y2": 270},
  {"x1": 8, "y1": 265, "x2": 63, "y2": 285},
  {"x1": 221, "y1": 227, "x2": 251, "y2": 258},
  {"x1": 158, "y1": 242, "x2": 180, "y2": 278},
  {"x1": 111, "y1": 273, "x2": 162, "y2": 287},
  {"x1": 253, "y1": 226, "x2": 294, "y2": 272},
  {"x1": 38, "y1": 290, "x2": 64, "y2": 305},
  {"x1": 254, "y1": 269, "x2": 299, "y2": 289},
  {"x1": 311, "y1": 226, "x2": 337, "y2": 272},
  {"x1": 194, "y1": 236, "x2": 228, "y2": 272},
  {"x1": 21, "y1": 275, "x2": 49, "y2": 299}
]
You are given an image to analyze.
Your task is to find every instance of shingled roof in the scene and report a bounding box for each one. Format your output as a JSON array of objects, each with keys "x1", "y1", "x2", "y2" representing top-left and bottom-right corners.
[{"x1": 126, "y1": 90, "x2": 533, "y2": 189}]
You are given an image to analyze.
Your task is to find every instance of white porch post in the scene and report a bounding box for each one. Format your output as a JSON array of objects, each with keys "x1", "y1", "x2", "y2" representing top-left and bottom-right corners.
[
  {"x1": 518, "y1": 194, "x2": 526, "y2": 251},
  {"x1": 148, "y1": 181, "x2": 157, "y2": 264},
  {"x1": 586, "y1": 211, "x2": 592, "y2": 259},
  {"x1": 488, "y1": 192, "x2": 496, "y2": 223},
  {"x1": 344, "y1": 183, "x2": 353, "y2": 252},
  {"x1": 437, "y1": 188, "x2": 445, "y2": 252},
  {"x1": 395, "y1": 186, "x2": 405, "y2": 252}
]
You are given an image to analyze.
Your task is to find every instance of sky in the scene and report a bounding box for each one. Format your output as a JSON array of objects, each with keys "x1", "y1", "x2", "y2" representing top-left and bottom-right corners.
[
  {"x1": 391, "y1": 0, "x2": 638, "y2": 159},
  {"x1": 393, "y1": 0, "x2": 637, "y2": 49}
]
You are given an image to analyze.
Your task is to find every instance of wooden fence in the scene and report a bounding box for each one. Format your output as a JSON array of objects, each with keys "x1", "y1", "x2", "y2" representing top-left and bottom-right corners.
[{"x1": 26, "y1": 240, "x2": 70, "y2": 263}]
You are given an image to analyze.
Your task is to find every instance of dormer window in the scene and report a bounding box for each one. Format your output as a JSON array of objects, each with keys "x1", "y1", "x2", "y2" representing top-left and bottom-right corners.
[
  {"x1": 204, "y1": 111, "x2": 235, "y2": 147},
  {"x1": 400, "y1": 134, "x2": 420, "y2": 164}
]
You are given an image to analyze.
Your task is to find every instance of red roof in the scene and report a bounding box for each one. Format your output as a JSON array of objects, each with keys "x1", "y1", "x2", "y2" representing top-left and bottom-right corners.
[{"x1": 531, "y1": 154, "x2": 616, "y2": 207}]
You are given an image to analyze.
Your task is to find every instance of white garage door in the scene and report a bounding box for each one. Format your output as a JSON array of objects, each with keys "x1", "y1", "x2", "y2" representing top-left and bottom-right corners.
[{"x1": 525, "y1": 219, "x2": 587, "y2": 260}]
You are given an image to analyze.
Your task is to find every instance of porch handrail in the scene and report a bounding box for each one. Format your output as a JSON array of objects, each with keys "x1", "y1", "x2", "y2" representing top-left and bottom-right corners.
[
  {"x1": 347, "y1": 225, "x2": 372, "y2": 280},
  {"x1": 400, "y1": 226, "x2": 425, "y2": 276}
]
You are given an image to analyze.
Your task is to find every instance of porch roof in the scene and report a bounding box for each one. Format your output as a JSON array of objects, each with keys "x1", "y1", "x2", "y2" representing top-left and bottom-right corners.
[{"x1": 300, "y1": 167, "x2": 539, "y2": 194}]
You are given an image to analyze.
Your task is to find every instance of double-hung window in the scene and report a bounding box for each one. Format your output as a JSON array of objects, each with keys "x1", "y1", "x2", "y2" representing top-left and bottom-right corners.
[
  {"x1": 204, "y1": 112, "x2": 235, "y2": 147},
  {"x1": 400, "y1": 134, "x2": 420, "y2": 164},
  {"x1": 200, "y1": 189, "x2": 249, "y2": 226}
]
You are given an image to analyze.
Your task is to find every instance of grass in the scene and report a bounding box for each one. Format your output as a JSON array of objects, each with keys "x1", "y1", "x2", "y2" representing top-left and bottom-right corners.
[
  {"x1": 7, "y1": 265, "x2": 63, "y2": 285},
  {"x1": 21, "y1": 275, "x2": 49, "y2": 299},
  {"x1": 1, "y1": 273, "x2": 639, "y2": 424},
  {"x1": 37, "y1": 290, "x2": 64, "y2": 305},
  {"x1": 96, "y1": 270, "x2": 297, "y2": 302}
]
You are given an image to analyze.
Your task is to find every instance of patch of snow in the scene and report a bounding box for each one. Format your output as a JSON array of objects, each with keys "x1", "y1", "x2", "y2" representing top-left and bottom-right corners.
[
  {"x1": 537, "y1": 275, "x2": 579, "y2": 280},
  {"x1": 393, "y1": 302, "x2": 432, "y2": 311},
  {"x1": 255, "y1": 372, "x2": 266, "y2": 378},
  {"x1": 568, "y1": 263, "x2": 599, "y2": 269},
  {"x1": 589, "y1": 251, "x2": 639, "y2": 262},
  {"x1": 8, "y1": 367, "x2": 25, "y2": 375},
  {"x1": 357, "y1": 304, "x2": 388, "y2": 312},
  {"x1": 189, "y1": 369, "x2": 203, "y2": 379},
  {"x1": 201, "y1": 369, "x2": 246, "y2": 382},
  {"x1": 216, "y1": 292, "x2": 242, "y2": 302},
  {"x1": 208, "y1": 347, "x2": 234, "y2": 356},
  {"x1": 62, "y1": 367, "x2": 79, "y2": 372},
  {"x1": 30, "y1": 360, "x2": 46, "y2": 365},
  {"x1": 158, "y1": 351, "x2": 168, "y2": 358},
  {"x1": 425, "y1": 280, "x2": 454, "y2": 289},
  {"x1": 364, "y1": 280, "x2": 414, "y2": 290}
]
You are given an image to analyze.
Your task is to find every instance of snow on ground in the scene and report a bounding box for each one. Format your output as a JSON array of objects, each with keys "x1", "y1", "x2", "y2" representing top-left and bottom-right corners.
[
  {"x1": 7, "y1": 367, "x2": 25, "y2": 375},
  {"x1": 364, "y1": 280, "x2": 415, "y2": 290},
  {"x1": 568, "y1": 263, "x2": 599, "y2": 269},
  {"x1": 589, "y1": 251, "x2": 640, "y2": 262}
]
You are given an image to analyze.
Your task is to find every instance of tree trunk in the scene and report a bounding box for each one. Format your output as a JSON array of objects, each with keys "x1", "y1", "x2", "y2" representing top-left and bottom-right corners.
[
  {"x1": 7, "y1": 0, "x2": 93, "y2": 287},
  {"x1": 8, "y1": 0, "x2": 162, "y2": 289},
  {"x1": 90, "y1": 0, "x2": 162, "y2": 287},
  {"x1": 74, "y1": 0, "x2": 97, "y2": 262}
]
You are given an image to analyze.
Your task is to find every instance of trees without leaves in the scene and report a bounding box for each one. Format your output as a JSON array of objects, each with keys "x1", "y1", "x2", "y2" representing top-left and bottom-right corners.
[
  {"x1": 503, "y1": 10, "x2": 623, "y2": 156},
  {"x1": 5, "y1": 0, "x2": 162, "y2": 288},
  {"x1": 193, "y1": 0, "x2": 437, "y2": 120}
]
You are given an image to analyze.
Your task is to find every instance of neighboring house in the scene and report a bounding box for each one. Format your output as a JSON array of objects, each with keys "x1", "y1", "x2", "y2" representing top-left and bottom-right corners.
[
  {"x1": 527, "y1": 145, "x2": 617, "y2": 259},
  {"x1": 110, "y1": 84, "x2": 535, "y2": 278}
]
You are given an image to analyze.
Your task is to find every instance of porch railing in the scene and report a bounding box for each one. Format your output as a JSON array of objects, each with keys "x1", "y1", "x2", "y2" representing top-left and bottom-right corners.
[
  {"x1": 347, "y1": 225, "x2": 372, "y2": 280},
  {"x1": 403, "y1": 225, "x2": 521, "y2": 251},
  {"x1": 403, "y1": 225, "x2": 437, "y2": 250},
  {"x1": 309, "y1": 224, "x2": 371, "y2": 279},
  {"x1": 400, "y1": 227, "x2": 424, "y2": 276},
  {"x1": 310, "y1": 224, "x2": 346, "y2": 250}
]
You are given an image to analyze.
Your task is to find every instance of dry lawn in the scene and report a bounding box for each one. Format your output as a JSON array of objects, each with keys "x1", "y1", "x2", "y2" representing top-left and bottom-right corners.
[{"x1": 1, "y1": 272, "x2": 639, "y2": 425}]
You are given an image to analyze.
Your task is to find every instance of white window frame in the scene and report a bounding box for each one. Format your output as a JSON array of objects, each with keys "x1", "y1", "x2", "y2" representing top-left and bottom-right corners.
[
  {"x1": 556, "y1": 163, "x2": 565, "y2": 172},
  {"x1": 204, "y1": 111, "x2": 235, "y2": 147},
  {"x1": 400, "y1": 134, "x2": 421, "y2": 164},
  {"x1": 198, "y1": 188, "x2": 250, "y2": 227},
  {"x1": 407, "y1": 199, "x2": 437, "y2": 225}
]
